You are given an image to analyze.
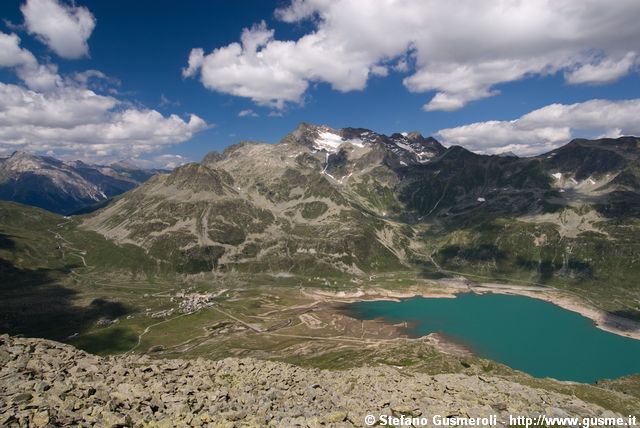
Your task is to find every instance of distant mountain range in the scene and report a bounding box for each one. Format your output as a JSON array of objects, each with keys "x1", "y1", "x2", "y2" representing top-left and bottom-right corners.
[{"x1": 0, "y1": 151, "x2": 165, "y2": 214}]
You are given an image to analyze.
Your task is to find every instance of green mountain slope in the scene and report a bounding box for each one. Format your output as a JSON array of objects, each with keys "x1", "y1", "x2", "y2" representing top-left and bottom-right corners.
[
  {"x1": 3, "y1": 125, "x2": 636, "y2": 318},
  {"x1": 82, "y1": 131, "x2": 416, "y2": 277},
  {"x1": 0, "y1": 201, "x2": 160, "y2": 341}
]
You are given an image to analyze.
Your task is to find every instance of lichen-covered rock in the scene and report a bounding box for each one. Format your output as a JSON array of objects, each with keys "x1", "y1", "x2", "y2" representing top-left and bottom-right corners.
[{"x1": 0, "y1": 334, "x2": 630, "y2": 427}]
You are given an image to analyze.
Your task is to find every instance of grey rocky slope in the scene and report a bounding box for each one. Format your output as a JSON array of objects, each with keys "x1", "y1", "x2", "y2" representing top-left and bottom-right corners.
[
  {"x1": 83, "y1": 124, "x2": 432, "y2": 276},
  {"x1": 0, "y1": 151, "x2": 161, "y2": 215},
  {"x1": 0, "y1": 335, "x2": 629, "y2": 427}
]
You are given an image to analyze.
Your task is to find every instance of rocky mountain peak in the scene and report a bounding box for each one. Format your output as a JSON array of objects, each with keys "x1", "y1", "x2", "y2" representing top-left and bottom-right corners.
[
  {"x1": 405, "y1": 131, "x2": 423, "y2": 140},
  {"x1": 163, "y1": 162, "x2": 235, "y2": 194},
  {"x1": 4, "y1": 151, "x2": 46, "y2": 171},
  {"x1": 199, "y1": 124, "x2": 449, "y2": 177},
  {"x1": 277, "y1": 123, "x2": 445, "y2": 164},
  {"x1": 279, "y1": 123, "x2": 336, "y2": 151},
  {"x1": 8, "y1": 150, "x2": 33, "y2": 159}
]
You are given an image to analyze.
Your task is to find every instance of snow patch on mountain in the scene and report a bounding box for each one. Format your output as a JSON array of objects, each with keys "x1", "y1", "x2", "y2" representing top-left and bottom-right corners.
[
  {"x1": 314, "y1": 132, "x2": 343, "y2": 152},
  {"x1": 313, "y1": 131, "x2": 365, "y2": 153}
]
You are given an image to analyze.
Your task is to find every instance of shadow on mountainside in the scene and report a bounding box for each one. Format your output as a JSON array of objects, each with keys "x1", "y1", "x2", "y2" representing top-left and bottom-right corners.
[
  {"x1": 0, "y1": 234, "x2": 131, "y2": 345},
  {"x1": 0, "y1": 233, "x2": 16, "y2": 250},
  {"x1": 603, "y1": 309, "x2": 640, "y2": 327}
]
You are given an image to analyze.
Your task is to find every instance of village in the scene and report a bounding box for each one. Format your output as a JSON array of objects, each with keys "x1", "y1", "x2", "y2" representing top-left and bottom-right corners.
[{"x1": 171, "y1": 290, "x2": 218, "y2": 314}]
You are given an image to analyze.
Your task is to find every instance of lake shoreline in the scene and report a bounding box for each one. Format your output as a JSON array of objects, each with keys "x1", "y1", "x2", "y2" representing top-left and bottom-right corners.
[
  {"x1": 466, "y1": 283, "x2": 640, "y2": 341},
  {"x1": 306, "y1": 279, "x2": 640, "y2": 341}
]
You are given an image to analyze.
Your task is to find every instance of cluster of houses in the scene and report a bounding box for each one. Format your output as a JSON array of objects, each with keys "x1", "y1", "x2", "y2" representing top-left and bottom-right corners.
[{"x1": 172, "y1": 290, "x2": 217, "y2": 314}]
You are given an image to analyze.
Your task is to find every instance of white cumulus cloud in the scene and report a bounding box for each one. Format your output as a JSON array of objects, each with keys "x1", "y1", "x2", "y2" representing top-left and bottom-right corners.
[
  {"x1": 436, "y1": 99, "x2": 640, "y2": 156},
  {"x1": 0, "y1": 32, "x2": 37, "y2": 69},
  {"x1": 21, "y1": 0, "x2": 96, "y2": 59},
  {"x1": 565, "y1": 52, "x2": 638, "y2": 85},
  {"x1": 0, "y1": 31, "x2": 208, "y2": 164},
  {"x1": 184, "y1": 0, "x2": 640, "y2": 111},
  {"x1": 0, "y1": 31, "x2": 62, "y2": 91}
]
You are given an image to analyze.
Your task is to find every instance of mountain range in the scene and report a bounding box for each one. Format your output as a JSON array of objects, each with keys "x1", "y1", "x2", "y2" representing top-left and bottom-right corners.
[
  {"x1": 1, "y1": 124, "x2": 639, "y2": 316},
  {"x1": 74, "y1": 124, "x2": 639, "y2": 307},
  {"x1": 0, "y1": 151, "x2": 163, "y2": 215}
]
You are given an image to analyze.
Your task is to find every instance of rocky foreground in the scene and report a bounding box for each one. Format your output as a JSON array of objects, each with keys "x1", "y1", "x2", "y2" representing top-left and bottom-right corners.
[{"x1": 0, "y1": 335, "x2": 626, "y2": 427}]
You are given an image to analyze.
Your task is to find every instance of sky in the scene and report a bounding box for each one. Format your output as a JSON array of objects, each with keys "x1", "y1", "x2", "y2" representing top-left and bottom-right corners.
[{"x1": 0, "y1": 0, "x2": 639, "y2": 167}]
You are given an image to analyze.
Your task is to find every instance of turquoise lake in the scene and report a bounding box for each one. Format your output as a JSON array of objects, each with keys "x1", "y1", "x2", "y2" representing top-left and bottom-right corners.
[{"x1": 345, "y1": 293, "x2": 640, "y2": 383}]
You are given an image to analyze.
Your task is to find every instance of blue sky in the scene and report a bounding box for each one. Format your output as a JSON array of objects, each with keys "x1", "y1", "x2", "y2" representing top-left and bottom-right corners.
[{"x1": 1, "y1": 0, "x2": 639, "y2": 166}]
